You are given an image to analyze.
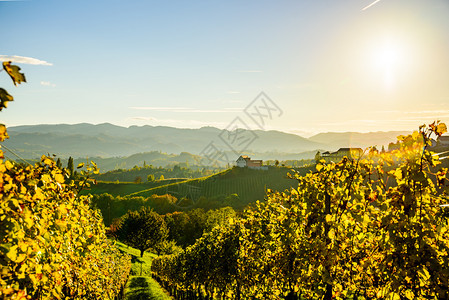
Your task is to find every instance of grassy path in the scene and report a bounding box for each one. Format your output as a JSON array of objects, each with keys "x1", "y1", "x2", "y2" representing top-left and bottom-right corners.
[
  {"x1": 124, "y1": 276, "x2": 172, "y2": 300},
  {"x1": 115, "y1": 241, "x2": 172, "y2": 300}
]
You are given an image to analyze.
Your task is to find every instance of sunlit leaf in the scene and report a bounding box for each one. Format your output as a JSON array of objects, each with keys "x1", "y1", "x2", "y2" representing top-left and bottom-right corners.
[
  {"x1": 2, "y1": 61, "x2": 26, "y2": 86},
  {"x1": 0, "y1": 88, "x2": 14, "y2": 111},
  {"x1": 0, "y1": 124, "x2": 9, "y2": 141},
  {"x1": 54, "y1": 173, "x2": 64, "y2": 183},
  {"x1": 436, "y1": 123, "x2": 447, "y2": 136}
]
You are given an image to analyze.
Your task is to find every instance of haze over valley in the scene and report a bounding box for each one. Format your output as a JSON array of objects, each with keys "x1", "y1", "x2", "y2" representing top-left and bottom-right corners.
[{"x1": 3, "y1": 123, "x2": 409, "y2": 170}]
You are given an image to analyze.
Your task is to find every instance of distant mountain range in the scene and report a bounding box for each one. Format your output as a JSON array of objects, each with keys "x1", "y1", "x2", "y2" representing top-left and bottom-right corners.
[{"x1": 3, "y1": 123, "x2": 409, "y2": 161}]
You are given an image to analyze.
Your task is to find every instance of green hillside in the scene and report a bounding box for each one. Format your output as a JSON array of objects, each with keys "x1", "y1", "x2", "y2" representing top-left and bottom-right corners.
[
  {"x1": 82, "y1": 178, "x2": 187, "y2": 197},
  {"x1": 129, "y1": 166, "x2": 314, "y2": 206}
]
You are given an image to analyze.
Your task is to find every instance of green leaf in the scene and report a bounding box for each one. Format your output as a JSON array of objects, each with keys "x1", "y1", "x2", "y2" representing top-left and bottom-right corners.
[
  {"x1": 0, "y1": 88, "x2": 14, "y2": 111},
  {"x1": 2, "y1": 61, "x2": 26, "y2": 86}
]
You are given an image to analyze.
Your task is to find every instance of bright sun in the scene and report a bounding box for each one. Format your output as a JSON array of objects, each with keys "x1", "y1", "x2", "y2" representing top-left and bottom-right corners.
[
  {"x1": 369, "y1": 40, "x2": 408, "y2": 90},
  {"x1": 376, "y1": 44, "x2": 401, "y2": 70}
]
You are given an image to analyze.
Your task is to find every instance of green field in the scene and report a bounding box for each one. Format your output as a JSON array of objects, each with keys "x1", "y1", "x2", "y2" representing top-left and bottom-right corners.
[
  {"x1": 82, "y1": 178, "x2": 187, "y2": 197},
  {"x1": 128, "y1": 166, "x2": 313, "y2": 205}
]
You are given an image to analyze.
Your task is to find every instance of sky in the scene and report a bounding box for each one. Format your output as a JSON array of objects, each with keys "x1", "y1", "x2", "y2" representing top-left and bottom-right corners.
[{"x1": 1, "y1": 0, "x2": 449, "y2": 137}]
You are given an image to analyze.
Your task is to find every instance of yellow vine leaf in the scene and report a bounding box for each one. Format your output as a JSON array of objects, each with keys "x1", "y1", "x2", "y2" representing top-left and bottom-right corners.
[
  {"x1": 54, "y1": 173, "x2": 64, "y2": 183},
  {"x1": 0, "y1": 124, "x2": 9, "y2": 142},
  {"x1": 436, "y1": 123, "x2": 447, "y2": 136},
  {"x1": 0, "y1": 88, "x2": 14, "y2": 111},
  {"x1": 6, "y1": 245, "x2": 26, "y2": 263},
  {"x1": 2, "y1": 61, "x2": 26, "y2": 86},
  {"x1": 5, "y1": 160, "x2": 13, "y2": 170},
  {"x1": 390, "y1": 292, "x2": 401, "y2": 300},
  {"x1": 404, "y1": 290, "x2": 415, "y2": 299}
]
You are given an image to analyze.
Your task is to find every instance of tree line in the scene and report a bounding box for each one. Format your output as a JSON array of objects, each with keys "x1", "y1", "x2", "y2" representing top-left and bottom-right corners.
[
  {"x1": 90, "y1": 192, "x2": 242, "y2": 226},
  {"x1": 110, "y1": 206, "x2": 237, "y2": 259},
  {"x1": 94, "y1": 164, "x2": 218, "y2": 183}
]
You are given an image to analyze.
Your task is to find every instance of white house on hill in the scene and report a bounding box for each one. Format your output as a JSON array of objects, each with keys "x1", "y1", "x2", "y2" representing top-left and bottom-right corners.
[{"x1": 236, "y1": 155, "x2": 268, "y2": 170}]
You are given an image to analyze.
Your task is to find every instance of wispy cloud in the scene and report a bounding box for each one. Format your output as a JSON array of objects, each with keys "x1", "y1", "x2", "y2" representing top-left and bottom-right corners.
[
  {"x1": 375, "y1": 109, "x2": 449, "y2": 116},
  {"x1": 129, "y1": 117, "x2": 228, "y2": 128},
  {"x1": 237, "y1": 70, "x2": 263, "y2": 73},
  {"x1": 362, "y1": 0, "x2": 382, "y2": 11},
  {"x1": 131, "y1": 117, "x2": 155, "y2": 121},
  {"x1": 320, "y1": 115, "x2": 449, "y2": 130},
  {"x1": 404, "y1": 110, "x2": 449, "y2": 115},
  {"x1": 0, "y1": 55, "x2": 53, "y2": 66},
  {"x1": 129, "y1": 106, "x2": 242, "y2": 113},
  {"x1": 221, "y1": 99, "x2": 242, "y2": 104},
  {"x1": 275, "y1": 82, "x2": 320, "y2": 90},
  {"x1": 40, "y1": 81, "x2": 56, "y2": 87}
]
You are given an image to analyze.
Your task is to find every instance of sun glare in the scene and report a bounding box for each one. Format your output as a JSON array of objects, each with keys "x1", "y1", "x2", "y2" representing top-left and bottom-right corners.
[
  {"x1": 369, "y1": 39, "x2": 409, "y2": 90},
  {"x1": 376, "y1": 44, "x2": 401, "y2": 69}
]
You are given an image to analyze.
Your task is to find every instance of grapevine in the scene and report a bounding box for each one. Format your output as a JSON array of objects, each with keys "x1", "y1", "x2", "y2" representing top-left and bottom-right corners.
[
  {"x1": 152, "y1": 121, "x2": 449, "y2": 299},
  {"x1": 0, "y1": 61, "x2": 131, "y2": 299}
]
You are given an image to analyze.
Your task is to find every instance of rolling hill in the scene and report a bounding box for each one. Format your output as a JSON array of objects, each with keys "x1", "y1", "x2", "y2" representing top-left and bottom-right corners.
[
  {"x1": 127, "y1": 166, "x2": 313, "y2": 207},
  {"x1": 82, "y1": 178, "x2": 188, "y2": 197}
]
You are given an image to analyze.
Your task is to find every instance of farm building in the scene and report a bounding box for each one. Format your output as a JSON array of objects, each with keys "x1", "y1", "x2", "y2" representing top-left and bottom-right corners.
[
  {"x1": 236, "y1": 155, "x2": 268, "y2": 170},
  {"x1": 320, "y1": 148, "x2": 363, "y2": 163}
]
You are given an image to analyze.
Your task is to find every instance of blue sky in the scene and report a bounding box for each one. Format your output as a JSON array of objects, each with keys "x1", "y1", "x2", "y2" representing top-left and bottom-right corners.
[{"x1": 1, "y1": 0, "x2": 449, "y2": 136}]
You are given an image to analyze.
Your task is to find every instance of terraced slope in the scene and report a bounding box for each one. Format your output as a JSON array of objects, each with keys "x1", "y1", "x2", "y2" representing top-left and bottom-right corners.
[
  {"x1": 82, "y1": 178, "x2": 187, "y2": 197},
  {"x1": 129, "y1": 166, "x2": 313, "y2": 205}
]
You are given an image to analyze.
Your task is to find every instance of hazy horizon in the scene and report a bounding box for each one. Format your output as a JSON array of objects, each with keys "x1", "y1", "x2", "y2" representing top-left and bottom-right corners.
[{"x1": 7, "y1": 121, "x2": 413, "y2": 139}]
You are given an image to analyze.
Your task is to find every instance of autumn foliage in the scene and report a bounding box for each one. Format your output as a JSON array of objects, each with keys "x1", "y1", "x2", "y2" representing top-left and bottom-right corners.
[
  {"x1": 152, "y1": 121, "x2": 449, "y2": 299},
  {"x1": 0, "y1": 62, "x2": 131, "y2": 299}
]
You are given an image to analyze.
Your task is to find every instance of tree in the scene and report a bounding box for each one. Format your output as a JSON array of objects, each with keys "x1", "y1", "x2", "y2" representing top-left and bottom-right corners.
[
  {"x1": 205, "y1": 206, "x2": 236, "y2": 232},
  {"x1": 56, "y1": 157, "x2": 62, "y2": 168},
  {"x1": 67, "y1": 156, "x2": 74, "y2": 178},
  {"x1": 164, "y1": 211, "x2": 191, "y2": 247},
  {"x1": 147, "y1": 174, "x2": 155, "y2": 182},
  {"x1": 117, "y1": 207, "x2": 168, "y2": 257},
  {"x1": 184, "y1": 208, "x2": 207, "y2": 245},
  {"x1": 274, "y1": 160, "x2": 279, "y2": 167}
]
